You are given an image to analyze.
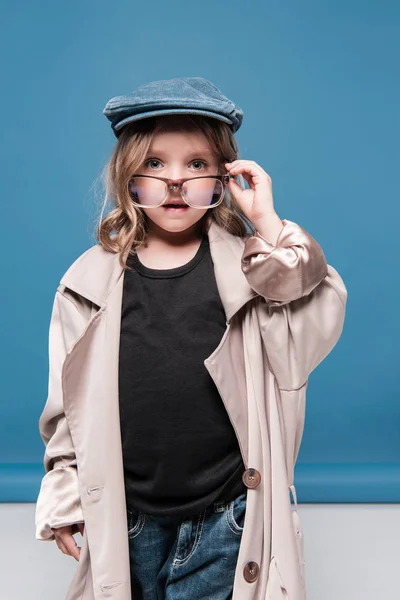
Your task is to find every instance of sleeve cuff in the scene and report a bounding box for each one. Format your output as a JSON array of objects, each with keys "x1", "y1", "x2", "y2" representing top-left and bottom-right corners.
[
  {"x1": 35, "y1": 466, "x2": 84, "y2": 541},
  {"x1": 241, "y1": 219, "x2": 328, "y2": 303}
]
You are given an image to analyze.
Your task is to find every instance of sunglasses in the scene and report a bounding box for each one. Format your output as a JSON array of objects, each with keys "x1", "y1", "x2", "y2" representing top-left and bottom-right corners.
[{"x1": 127, "y1": 174, "x2": 232, "y2": 209}]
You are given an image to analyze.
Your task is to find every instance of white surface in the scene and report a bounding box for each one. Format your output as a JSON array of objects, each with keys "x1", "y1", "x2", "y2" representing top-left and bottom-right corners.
[{"x1": 2, "y1": 503, "x2": 398, "y2": 599}]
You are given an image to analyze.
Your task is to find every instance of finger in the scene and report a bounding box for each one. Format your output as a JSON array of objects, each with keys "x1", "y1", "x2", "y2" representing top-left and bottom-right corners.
[
  {"x1": 229, "y1": 178, "x2": 241, "y2": 188},
  {"x1": 228, "y1": 177, "x2": 249, "y2": 205},
  {"x1": 230, "y1": 169, "x2": 255, "y2": 191},
  {"x1": 229, "y1": 173, "x2": 246, "y2": 187},
  {"x1": 229, "y1": 162, "x2": 266, "y2": 177},
  {"x1": 238, "y1": 172, "x2": 254, "y2": 189},
  {"x1": 227, "y1": 160, "x2": 270, "y2": 181},
  {"x1": 54, "y1": 534, "x2": 69, "y2": 555},
  {"x1": 232, "y1": 166, "x2": 271, "y2": 193},
  {"x1": 227, "y1": 159, "x2": 261, "y2": 170},
  {"x1": 60, "y1": 533, "x2": 81, "y2": 561},
  {"x1": 228, "y1": 177, "x2": 243, "y2": 199}
]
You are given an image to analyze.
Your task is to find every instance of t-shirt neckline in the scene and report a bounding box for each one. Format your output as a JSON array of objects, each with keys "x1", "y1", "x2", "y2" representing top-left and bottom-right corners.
[{"x1": 129, "y1": 234, "x2": 209, "y2": 279}]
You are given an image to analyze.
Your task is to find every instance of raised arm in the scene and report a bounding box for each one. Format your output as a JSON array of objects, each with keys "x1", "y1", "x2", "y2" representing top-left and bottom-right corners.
[{"x1": 241, "y1": 219, "x2": 347, "y2": 390}]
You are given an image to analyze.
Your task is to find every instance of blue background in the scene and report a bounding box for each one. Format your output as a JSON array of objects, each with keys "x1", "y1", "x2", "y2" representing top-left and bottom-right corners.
[{"x1": 1, "y1": 0, "x2": 399, "y2": 502}]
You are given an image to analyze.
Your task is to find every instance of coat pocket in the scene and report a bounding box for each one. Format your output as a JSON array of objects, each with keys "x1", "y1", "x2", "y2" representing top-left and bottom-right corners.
[{"x1": 266, "y1": 556, "x2": 289, "y2": 599}]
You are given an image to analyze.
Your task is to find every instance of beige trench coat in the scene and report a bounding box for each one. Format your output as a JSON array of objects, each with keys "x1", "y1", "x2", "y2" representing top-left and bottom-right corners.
[{"x1": 35, "y1": 217, "x2": 347, "y2": 600}]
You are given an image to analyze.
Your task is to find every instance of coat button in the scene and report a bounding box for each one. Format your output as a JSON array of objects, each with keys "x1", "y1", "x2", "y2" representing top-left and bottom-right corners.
[
  {"x1": 242, "y1": 468, "x2": 261, "y2": 488},
  {"x1": 243, "y1": 561, "x2": 259, "y2": 582}
]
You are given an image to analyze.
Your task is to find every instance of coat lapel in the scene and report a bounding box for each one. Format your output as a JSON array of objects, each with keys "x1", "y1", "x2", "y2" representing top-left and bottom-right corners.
[{"x1": 59, "y1": 219, "x2": 258, "y2": 322}]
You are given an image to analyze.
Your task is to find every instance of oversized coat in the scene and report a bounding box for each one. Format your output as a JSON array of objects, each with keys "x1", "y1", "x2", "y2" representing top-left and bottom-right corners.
[{"x1": 35, "y1": 217, "x2": 347, "y2": 600}]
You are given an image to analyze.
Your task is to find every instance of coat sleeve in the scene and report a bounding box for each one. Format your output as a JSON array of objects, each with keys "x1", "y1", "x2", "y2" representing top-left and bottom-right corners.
[
  {"x1": 241, "y1": 219, "x2": 347, "y2": 390},
  {"x1": 35, "y1": 290, "x2": 85, "y2": 541}
]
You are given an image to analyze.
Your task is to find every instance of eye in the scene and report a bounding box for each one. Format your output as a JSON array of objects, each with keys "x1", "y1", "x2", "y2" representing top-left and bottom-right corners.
[
  {"x1": 143, "y1": 158, "x2": 207, "y2": 170},
  {"x1": 145, "y1": 158, "x2": 162, "y2": 169},
  {"x1": 191, "y1": 160, "x2": 207, "y2": 170}
]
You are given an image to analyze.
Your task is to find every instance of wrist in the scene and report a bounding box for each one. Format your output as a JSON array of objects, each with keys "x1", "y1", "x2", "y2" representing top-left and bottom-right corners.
[{"x1": 253, "y1": 212, "x2": 284, "y2": 246}]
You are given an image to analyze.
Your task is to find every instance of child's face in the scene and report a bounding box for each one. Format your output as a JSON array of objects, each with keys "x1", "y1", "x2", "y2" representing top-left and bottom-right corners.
[{"x1": 136, "y1": 128, "x2": 219, "y2": 236}]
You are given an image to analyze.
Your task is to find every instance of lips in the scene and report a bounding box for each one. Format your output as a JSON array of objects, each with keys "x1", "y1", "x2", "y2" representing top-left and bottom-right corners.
[{"x1": 163, "y1": 204, "x2": 188, "y2": 209}]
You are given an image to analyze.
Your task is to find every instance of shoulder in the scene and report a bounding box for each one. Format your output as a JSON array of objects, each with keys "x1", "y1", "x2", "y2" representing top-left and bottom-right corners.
[
  {"x1": 58, "y1": 234, "x2": 119, "y2": 282},
  {"x1": 59, "y1": 242, "x2": 107, "y2": 279},
  {"x1": 56, "y1": 234, "x2": 121, "y2": 309}
]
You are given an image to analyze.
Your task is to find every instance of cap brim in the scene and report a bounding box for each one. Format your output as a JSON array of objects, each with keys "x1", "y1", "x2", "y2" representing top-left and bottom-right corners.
[{"x1": 113, "y1": 107, "x2": 233, "y2": 134}]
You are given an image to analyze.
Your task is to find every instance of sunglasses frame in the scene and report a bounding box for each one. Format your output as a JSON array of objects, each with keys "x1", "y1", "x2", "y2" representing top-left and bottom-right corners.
[{"x1": 128, "y1": 173, "x2": 231, "y2": 209}]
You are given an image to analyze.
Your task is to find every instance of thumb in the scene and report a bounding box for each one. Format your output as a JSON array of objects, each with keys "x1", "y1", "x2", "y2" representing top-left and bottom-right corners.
[{"x1": 229, "y1": 178, "x2": 242, "y2": 199}]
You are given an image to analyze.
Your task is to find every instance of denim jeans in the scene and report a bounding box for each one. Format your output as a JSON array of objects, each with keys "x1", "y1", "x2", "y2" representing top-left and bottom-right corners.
[{"x1": 126, "y1": 489, "x2": 247, "y2": 600}]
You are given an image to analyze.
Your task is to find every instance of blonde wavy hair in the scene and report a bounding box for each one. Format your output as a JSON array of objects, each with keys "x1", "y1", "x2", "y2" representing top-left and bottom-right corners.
[{"x1": 95, "y1": 113, "x2": 255, "y2": 270}]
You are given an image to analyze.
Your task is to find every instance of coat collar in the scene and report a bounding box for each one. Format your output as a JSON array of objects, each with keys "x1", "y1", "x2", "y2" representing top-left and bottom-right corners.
[{"x1": 59, "y1": 219, "x2": 258, "y2": 323}]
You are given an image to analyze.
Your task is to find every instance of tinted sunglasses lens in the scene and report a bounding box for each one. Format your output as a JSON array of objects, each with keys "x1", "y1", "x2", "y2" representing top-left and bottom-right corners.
[
  {"x1": 128, "y1": 177, "x2": 166, "y2": 206},
  {"x1": 183, "y1": 178, "x2": 224, "y2": 207}
]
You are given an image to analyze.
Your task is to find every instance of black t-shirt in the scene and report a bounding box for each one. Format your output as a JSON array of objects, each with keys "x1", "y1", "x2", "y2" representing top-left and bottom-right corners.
[{"x1": 119, "y1": 233, "x2": 247, "y2": 518}]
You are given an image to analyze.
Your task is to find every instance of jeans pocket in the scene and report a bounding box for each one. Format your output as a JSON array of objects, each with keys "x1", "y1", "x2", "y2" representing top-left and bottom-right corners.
[
  {"x1": 226, "y1": 491, "x2": 247, "y2": 534},
  {"x1": 127, "y1": 507, "x2": 145, "y2": 539}
]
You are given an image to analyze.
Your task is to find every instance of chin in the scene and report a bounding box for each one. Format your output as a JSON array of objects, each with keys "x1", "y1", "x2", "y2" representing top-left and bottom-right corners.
[{"x1": 144, "y1": 211, "x2": 207, "y2": 232}]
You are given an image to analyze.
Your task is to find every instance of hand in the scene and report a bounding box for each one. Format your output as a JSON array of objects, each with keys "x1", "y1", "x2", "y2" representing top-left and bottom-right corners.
[
  {"x1": 225, "y1": 160, "x2": 276, "y2": 227},
  {"x1": 51, "y1": 522, "x2": 85, "y2": 562}
]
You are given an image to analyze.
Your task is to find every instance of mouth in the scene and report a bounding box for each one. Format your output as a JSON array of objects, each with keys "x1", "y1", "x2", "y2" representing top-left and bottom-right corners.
[{"x1": 163, "y1": 203, "x2": 189, "y2": 211}]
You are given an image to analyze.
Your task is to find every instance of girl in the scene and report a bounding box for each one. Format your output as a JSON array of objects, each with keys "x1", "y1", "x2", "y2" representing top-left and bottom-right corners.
[{"x1": 35, "y1": 77, "x2": 347, "y2": 600}]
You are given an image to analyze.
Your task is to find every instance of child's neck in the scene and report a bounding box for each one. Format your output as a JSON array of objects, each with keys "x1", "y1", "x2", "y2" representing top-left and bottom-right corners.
[
  {"x1": 144, "y1": 219, "x2": 205, "y2": 248},
  {"x1": 136, "y1": 220, "x2": 205, "y2": 270}
]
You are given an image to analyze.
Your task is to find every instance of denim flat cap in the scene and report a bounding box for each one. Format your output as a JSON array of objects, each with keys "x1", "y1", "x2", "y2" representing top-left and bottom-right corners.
[{"x1": 102, "y1": 77, "x2": 243, "y2": 137}]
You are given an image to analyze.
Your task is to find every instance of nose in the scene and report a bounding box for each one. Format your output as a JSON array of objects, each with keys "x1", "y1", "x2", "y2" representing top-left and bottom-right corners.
[{"x1": 166, "y1": 180, "x2": 183, "y2": 199}]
